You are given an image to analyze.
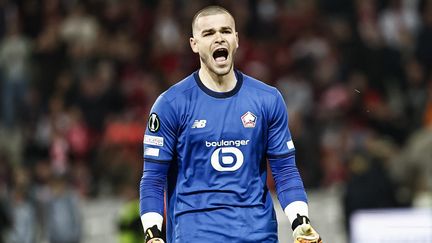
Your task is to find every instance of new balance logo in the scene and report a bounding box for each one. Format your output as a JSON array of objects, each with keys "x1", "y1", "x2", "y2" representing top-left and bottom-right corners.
[{"x1": 192, "y1": 120, "x2": 206, "y2": 128}]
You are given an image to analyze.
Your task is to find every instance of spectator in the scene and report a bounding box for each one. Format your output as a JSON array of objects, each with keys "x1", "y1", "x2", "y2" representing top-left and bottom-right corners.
[
  {"x1": 379, "y1": 0, "x2": 420, "y2": 51},
  {"x1": 0, "y1": 14, "x2": 32, "y2": 128},
  {"x1": 117, "y1": 182, "x2": 144, "y2": 243},
  {"x1": 6, "y1": 168, "x2": 36, "y2": 243},
  {"x1": 46, "y1": 173, "x2": 82, "y2": 243}
]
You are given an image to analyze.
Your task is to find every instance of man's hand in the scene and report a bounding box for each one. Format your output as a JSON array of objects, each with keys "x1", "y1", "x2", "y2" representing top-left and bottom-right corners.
[
  {"x1": 292, "y1": 214, "x2": 322, "y2": 243},
  {"x1": 145, "y1": 225, "x2": 165, "y2": 243},
  {"x1": 147, "y1": 239, "x2": 164, "y2": 243}
]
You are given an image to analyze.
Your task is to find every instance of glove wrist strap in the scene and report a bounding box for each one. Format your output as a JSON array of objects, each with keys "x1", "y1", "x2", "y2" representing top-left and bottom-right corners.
[
  {"x1": 144, "y1": 225, "x2": 163, "y2": 242},
  {"x1": 291, "y1": 213, "x2": 311, "y2": 231}
]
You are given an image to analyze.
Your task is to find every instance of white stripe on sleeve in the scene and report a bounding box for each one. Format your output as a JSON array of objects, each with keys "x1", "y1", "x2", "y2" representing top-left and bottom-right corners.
[
  {"x1": 141, "y1": 212, "x2": 164, "y2": 231},
  {"x1": 284, "y1": 201, "x2": 309, "y2": 225}
]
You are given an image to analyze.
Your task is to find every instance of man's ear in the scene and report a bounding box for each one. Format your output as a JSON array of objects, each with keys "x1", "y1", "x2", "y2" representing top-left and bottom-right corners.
[
  {"x1": 190, "y1": 37, "x2": 199, "y2": 53},
  {"x1": 236, "y1": 32, "x2": 239, "y2": 48}
]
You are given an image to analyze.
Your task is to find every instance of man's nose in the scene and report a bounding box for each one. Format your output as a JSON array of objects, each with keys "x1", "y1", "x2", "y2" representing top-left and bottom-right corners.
[{"x1": 214, "y1": 32, "x2": 225, "y2": 43}]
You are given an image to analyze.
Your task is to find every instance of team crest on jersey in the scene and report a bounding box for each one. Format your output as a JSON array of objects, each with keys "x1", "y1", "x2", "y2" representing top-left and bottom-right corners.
[
  {"x1": 148, "y1": 113, "x2": 160, "y2": 133},
  {"x1": 241, "y1": 111, "x2": 257, "y2": 128}
]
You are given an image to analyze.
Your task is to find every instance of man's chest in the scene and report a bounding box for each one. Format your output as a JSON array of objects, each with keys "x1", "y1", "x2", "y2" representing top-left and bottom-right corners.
[
  {"x1": 180, "y1": 98, "x2": 266, "y2": 142},
  {"x1": 175, "y1": 97, "x2": 268, "y2": 172}
]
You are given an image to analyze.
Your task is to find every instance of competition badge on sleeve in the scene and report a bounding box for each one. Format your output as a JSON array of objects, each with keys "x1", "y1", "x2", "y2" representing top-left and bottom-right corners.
[{"x1": 148, "y1": 113, "x2": 160, "y2": 133}]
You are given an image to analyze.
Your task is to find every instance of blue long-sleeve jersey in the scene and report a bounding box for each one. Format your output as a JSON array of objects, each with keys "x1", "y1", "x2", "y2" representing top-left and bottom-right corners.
[{"x1": 140, "y1": 70, "x2": 307, "y2": 242}]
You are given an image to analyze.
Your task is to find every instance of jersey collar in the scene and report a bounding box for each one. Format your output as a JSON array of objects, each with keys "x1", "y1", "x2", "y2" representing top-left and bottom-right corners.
[{"x1": 194, "y1": 69, "x2": 243, "y2": 98}]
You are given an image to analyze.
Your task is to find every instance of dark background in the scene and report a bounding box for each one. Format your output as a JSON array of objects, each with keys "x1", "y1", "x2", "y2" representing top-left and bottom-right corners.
[{"x1": 0, "y1": 0, "x2": 431, "y2": 242}]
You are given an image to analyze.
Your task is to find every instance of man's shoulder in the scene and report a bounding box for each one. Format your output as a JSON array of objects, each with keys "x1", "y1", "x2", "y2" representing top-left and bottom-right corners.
[
  {"x1": 161, "y1": 73, "x2": 197, "y2": 102},
  {"x1": 241, "y1": 72, "x2": 279, "y2": 96}
]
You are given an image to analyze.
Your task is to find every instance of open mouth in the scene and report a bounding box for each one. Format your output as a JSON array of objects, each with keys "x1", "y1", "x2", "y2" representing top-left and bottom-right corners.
[{"x1": 213, "y1": 48, "x2": 228, "y2": 63}]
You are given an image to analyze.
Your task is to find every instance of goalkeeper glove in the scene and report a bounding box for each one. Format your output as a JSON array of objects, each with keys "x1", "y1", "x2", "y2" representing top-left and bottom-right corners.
[
  {"x1": 292, "y1": 214, "x2": 322, "y2": 243},
  {"x1": 144, "y1": 225, "x2": 165, "y2": 243}
]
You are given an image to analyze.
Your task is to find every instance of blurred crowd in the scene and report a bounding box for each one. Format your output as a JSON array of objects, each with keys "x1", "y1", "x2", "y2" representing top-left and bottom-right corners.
[{"x1": 0, "y1": 0, "x2": 431, "y2": 242}]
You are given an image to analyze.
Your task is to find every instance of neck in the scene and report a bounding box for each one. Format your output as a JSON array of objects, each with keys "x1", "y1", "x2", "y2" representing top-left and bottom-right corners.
[{"x1": 198, "y1": 65, "x2": 236, "y2": 92}]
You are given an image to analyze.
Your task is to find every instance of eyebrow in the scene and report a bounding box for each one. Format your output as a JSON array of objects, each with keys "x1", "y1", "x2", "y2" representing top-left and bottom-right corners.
[
  {"x1": 200, "y1": 26, "x2": 233, "y2": 36},
  {"x1": 220, "y1": 26, "x2": 233, "y2": 31},
  {"x1": 201, "y1": 29, "x2": 215, "y2": 35}
]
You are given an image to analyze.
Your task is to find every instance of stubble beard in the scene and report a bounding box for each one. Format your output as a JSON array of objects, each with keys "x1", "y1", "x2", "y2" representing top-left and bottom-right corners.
[{"x1": 200, "y1": 54, "x2": 233, "y2": 77}]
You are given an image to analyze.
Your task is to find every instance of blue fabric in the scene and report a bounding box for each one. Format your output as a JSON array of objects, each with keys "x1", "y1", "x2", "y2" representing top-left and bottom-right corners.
[
  {"x1": 139, "y1": 161, "x2": 169, "y2": 216},
  {"x1": 139, "y1": 70, "x2": 307, "y2": 242},
  {"x1": 269, "y1": 153, "x2": 308, "y2": 209}
]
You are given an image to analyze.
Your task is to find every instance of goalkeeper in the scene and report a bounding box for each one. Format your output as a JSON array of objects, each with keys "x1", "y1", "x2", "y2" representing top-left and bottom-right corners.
[{"x1": 139, "y1": 5, "x2": 322, "y2": 243}]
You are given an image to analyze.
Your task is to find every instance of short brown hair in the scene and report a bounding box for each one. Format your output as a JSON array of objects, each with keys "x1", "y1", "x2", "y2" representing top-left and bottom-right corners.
[{"x1": 191, "y1": 5, "x2": 235, "y2": 35}]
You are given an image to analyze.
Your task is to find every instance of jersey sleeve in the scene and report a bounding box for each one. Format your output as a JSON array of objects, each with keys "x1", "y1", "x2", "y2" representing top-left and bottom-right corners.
[
  {"x1": 143, "y1": 94, "x2": 178, "y2": 163},
  {"x1": 267, "y1": 90, "x2": 307, "y2": 209},
  {"x1": 140, "y1": 94, "x2": 177, "y2": 217},
  {"x1": 266, "y1": 90, "x2": 295, "y2": 157}
]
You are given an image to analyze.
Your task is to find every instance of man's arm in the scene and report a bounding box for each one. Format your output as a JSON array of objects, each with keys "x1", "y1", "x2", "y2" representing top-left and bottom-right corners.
[
  {"x1": 267, "y1": 90, "x2": 322, "y2": 242},
  {"x1": 139, "y1": 161, "x2": 169, "y2": 242},
  {"x1": 268, "y1": 141, "x2": 322, "y2": 243},
  {"x1": 140, "y1": 94, "x2": 178, "y2": 243}
]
